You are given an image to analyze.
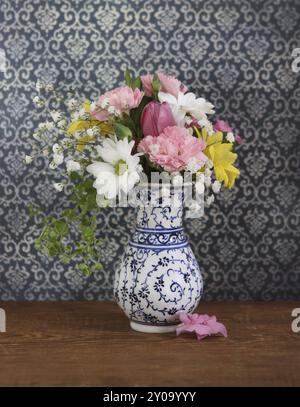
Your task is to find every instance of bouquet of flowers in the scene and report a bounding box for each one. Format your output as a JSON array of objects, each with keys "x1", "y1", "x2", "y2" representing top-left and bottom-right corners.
[{"x1": 27, "y1": 70, "x2": 242, "y2": 274}]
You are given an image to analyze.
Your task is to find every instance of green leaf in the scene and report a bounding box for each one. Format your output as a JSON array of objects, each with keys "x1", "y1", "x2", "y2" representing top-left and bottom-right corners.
[
  {"x1": 130, "y1": 96, "x2": 152, "y2": 137},
  {"x1": 55, "y1": 220, "x2": 68, "y2": 236},
  {"x1": 69, "y1": 171, "x2": 81, "y2": 181},
  {"x1": 113, "y1": 122, "x2": 132, "y2": 140},
  {"x1": 124, "y1": 68, "x2": 132, "y2": 87},
  {"x1": 78, "y1": 263, "x2": 90, "y2": 275},
  {"x1": 152, "y1": 73, "x2": 161, "y2": 94},
  {"x1": 133, "y1": 76, "x2": 141, "y2": 90}
]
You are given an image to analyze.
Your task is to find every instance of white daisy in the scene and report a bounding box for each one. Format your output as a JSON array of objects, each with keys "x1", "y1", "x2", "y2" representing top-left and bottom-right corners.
[{"x1": 87, "y1": 137, "x2": 141, "y2": 200}]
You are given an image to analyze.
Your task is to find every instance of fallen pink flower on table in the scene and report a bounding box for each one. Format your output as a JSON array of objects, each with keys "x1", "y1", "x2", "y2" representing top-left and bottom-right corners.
[{"x1": 176, "y1": 312, "x2": 228, "y2": 341}]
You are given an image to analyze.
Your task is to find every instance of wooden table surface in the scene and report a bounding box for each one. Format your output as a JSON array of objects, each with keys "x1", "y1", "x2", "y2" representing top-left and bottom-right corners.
[{"x1": 0, "y1": 301, "x2": 299, "y2": 387}]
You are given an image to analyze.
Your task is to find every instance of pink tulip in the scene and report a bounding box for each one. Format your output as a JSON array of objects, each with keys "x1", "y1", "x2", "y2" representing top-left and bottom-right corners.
[
  {"x1": 140, "y1": 101, "x2": 176, "y2": 138},
  {"x1": 141, "y1": 72, "x2": 188, "y2": 97}
]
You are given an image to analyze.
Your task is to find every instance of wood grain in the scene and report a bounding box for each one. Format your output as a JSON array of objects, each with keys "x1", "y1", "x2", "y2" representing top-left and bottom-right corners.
[{"x1": 0, "y1": 301, "x2": 299, "y2": 387}]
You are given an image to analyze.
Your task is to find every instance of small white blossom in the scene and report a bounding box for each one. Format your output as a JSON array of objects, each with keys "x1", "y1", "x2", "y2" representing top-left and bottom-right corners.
[
  {"x1": 33, "y1": 96, "x2": 44, "y2": 107},
  {"x1": 198, "y1": 118, "x2": 214, "y2": 135},
  {"x1": 52, "y1": 143, "x2": 62, "y2": 154},
  {"x1": 204, "y1": 168, "x2": 212, "y2": 187},
  {"x1": 45, "y1": 83, "x2": 54, "y2": 92},
  {"x1": 50, "y1": 110, "x2": 62, "y2": 123},
  {"x1": 42, "y1": 148, "x2": 49, "y2": 157},
  {"x1": 38, "y1": 121, "x2": 53, "y2": 131},
  {"x1": 45, "y1": 121, "x2": 54, "y2": 130},
  {"x1": 61, "y1": 138, "x2": 72, "y2": 148},
  {"x1": 186, "y1": 157, "x2": 200, "y2": 173},
  {"x1": 96, "y1": 194, "x2": 110, "y2": 208},
  {"x1": 53, "y1": 153, "x2": 64, "y2": 166},
  {"x1": 66, "y1": 160, "x2": 81, "y2": 174},
  {"x1": 87, "y1": 126, "x2": 99, "y2": 137},
  {"x1": 33, "y1": 132, "x2": 40, "y2": 140},
  {"x1": 25, "y1": 155, "x2": 33, "y2": 164},
  {"x1": 206, "y1": 194, "x2": 215, "y2": 207},
  {"x1": 35, "y1": 81, "x2": 43, "y2": 92},
  {"x1": 57, "y1": 119, "x2": 67, "y2": 129},
  {"x1": 67, "y1": 98, "x2": 78, "y2": 110},
  {"x1": 53, "y1": 182, "x2": 64, "y2": 192},
  {"x1": 226, "y1": 132, "x2": 235, "y2": 143},
  {"x1": 49, "y1": 161, "x2": 57, "y2": 169},
  {"x1": 212, "y1": 180, "x2": 222, "y2": 194},
  {"x1": 100, "y1": 98, "x2": 109, "y2": 109},
  {"x1": 90, "y1": 101, "x2": 96, "y2": 111},
  {"x1": 38, "y1": 122, "x2": 46, "y2": 130}
]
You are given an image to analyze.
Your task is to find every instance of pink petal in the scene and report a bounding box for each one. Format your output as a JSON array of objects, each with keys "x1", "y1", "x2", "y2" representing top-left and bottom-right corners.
[
  {"x1": 176, "y1": 311, "x2": 192, "y2": 324},
  {"x1": 196, "y1": 334, "x2": 210, "y2": 341}
]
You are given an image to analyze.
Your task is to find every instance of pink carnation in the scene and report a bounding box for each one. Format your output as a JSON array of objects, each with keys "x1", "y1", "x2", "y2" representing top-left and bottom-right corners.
[
  {"x1": 141, "y1": 72, "x2": 188, "y2": 97},
  {"x1": 91, "y1": 86, "x2": 144, "y2": 121},
  {"x1": 138, "y1": 126, "x2": 207, "y2": 173}
]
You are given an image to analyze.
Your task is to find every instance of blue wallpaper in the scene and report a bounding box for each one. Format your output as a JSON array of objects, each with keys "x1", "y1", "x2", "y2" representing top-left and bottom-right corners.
[{"x1": 0, "y1": 0, "x2": 300, "y2": 300}]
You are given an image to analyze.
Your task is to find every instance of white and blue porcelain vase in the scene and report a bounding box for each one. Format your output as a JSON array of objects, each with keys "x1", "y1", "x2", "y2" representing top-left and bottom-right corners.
[{"x1": 114, "y1": 185, "x2": 203, "y2": 333}]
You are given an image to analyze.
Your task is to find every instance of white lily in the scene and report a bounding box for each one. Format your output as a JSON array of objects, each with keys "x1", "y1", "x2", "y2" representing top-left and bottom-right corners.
[
  {"x1": 87, "y1": 137, "x2": 141, "y2": 200},
  {"x1": 158, "y1": 91, "x2": 215, "y2": 126}
]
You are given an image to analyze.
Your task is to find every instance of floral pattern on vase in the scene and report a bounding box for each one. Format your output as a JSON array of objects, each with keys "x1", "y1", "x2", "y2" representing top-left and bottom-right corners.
[{"x1": 114, "y1": 186, "x2": 203, "y2": 332}]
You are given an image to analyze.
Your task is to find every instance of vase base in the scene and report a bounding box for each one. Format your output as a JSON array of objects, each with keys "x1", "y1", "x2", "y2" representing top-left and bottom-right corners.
[{"x1": 130, "y1": 321, "x2": 178, "y2": 333}]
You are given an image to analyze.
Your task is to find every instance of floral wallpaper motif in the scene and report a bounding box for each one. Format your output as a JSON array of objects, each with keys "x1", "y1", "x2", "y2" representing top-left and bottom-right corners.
[{"x1": 0, "y1": 0, "x2": 300, "y2": 300}]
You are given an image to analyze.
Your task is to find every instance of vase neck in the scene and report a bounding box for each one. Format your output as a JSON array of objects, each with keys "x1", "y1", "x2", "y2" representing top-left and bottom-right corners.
[{"x1": 136, "y1": 204, "x2": 183, "y2": 229}]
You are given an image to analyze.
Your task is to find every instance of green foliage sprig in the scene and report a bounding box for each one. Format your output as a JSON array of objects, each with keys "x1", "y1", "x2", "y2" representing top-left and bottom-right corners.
[{"x1": 30, "y1": 172, "x2": 104, "y2": 275}]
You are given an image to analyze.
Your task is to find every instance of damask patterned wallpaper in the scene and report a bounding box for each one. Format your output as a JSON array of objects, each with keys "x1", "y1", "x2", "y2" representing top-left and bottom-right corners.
[{"x1": 0, "y1": 0, "x2": 300, "y2": 300}]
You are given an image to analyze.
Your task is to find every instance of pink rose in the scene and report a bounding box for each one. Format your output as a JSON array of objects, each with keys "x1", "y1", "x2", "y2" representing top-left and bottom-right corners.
[
  {"x1": 213, "y1": 119, "x2": 233, "y2": 133},
  {"x1": 140, "y1": 101, "x2": 176, "y2": 137},
  {"x1": 141, "y1": 72, "x2": 188, "y2": 97},
  {"x1": 91, "y1": 86, "x2": 144, "y2": 121},
  {"x1": 138, "y1": 126, "x2": 207, "y2": 172}
]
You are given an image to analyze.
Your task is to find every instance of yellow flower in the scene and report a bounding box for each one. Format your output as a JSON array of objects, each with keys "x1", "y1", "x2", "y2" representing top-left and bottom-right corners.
[
  {"x1": 67, "y1": 120, "x2": 113, "y2": 136},
  {"x1": 200, "y1": 128, "x2": 223, "y2": 146},
  {"x1": 83, "y1": 100, "x2": 91, "y2": 113},
  {"x1": 76, "y1": 135, "x2": 96, "y2": 152},
  {"x1": 195, "y1": 127, "x2": 240, "y2": 188},
  {"x1": 206, "y1": 143, "x2": 240, "y2": 188}
]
